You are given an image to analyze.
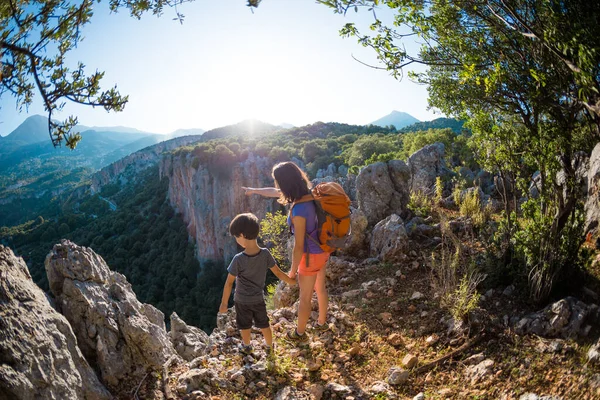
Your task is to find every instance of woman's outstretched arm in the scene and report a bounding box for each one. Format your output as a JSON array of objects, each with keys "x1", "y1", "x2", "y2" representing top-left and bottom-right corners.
[{"x1": 242, "y1": 187, "x2": 281, "y2": 198}]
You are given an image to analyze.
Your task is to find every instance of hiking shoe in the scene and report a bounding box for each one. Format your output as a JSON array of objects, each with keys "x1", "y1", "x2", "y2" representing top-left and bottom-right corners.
[
  {"x1": 239, "y1": 344, "x2": 253, "y2": 356},
  {"x1": 286, "y1": 329, "x2": 308, "y2": 342},
  {"x1": 312, "y1": 322, "x2": 330, "y2": 332}
]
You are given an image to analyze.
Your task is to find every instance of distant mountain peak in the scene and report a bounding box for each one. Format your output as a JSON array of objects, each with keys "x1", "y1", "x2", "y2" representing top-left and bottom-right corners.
[
  {"x1": 3, "y1": 114, "x2": 50, "y2": 145},
  {"x1": 370, "y1": 110, "x2": 420, "y2": 130}
]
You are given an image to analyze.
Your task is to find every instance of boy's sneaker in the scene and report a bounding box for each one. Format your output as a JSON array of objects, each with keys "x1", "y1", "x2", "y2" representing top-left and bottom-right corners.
[
  {"x1": 286, "y1": 329, "x2": 308, "y2": 342},
  {"x1": 239, "y1": 344, "x2": 253, "y2": 356}
]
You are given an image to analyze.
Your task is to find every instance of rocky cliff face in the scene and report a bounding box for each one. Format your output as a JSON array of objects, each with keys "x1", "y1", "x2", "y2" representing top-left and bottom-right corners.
[
  {"x1": 0, "y1": 245, "x2": 111, "y2": 400},
  {"x1": 90, "y1": 135, "x2": 203, "y2": 194},
  {"x1": 160, "y1": 152, "x2": 280, "y2": 263},
  {"x1": 44, "y1": 240, "x2": 179, "y2": 392}
]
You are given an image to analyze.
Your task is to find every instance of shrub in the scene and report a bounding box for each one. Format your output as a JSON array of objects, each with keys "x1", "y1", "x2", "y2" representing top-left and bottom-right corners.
[
  {"x1": 435, "y1": 176, "x2": 443, "y2": 204},
  {"x1": 259, "y1": 211, "x2": 289, "y2": 270},
  {"x1": 431, "y1": 219, "x2": 485, "y2": 321},
  {"x1": 408, "y1": 190, "x2": 432, "y2": 217},
  {"x1": 459, "y1": 189, "x2": 481, "y2": 219},
  {"x1": 513, "y1": 199, "x2": 585, "y2": 303}
]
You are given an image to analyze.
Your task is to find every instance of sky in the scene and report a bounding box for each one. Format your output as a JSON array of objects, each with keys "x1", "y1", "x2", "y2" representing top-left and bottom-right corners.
[{"x1": 0, "y1": 0, "x2": 441, "y2": 136}]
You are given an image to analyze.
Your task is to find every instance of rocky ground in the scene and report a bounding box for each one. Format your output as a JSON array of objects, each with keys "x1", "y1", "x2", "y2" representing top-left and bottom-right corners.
[
  {"x1": 147, "y1": 249, "x2": 600, "y2": 400},
  {"x1": 3, "y1": 230, "x2": 599, "y2": 400}
]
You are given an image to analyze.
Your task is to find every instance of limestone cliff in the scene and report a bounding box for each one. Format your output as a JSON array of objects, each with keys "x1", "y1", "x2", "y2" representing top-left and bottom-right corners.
[
  {"x1": 160, "y1": 152, "x2": 280, "y2": 263},
  {"x1": 90, "y1": 135, "x2": 203, "y2": 194}
]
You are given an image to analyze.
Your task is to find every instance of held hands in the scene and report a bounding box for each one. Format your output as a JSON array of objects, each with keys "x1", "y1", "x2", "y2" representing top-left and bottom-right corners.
[
  {"x1": 218, "y1": 303, "x2": 228, "y2": 314},
  {"x1": 288, "y1": 269, "x2": 297, "y2": 282},
  {"x1": 285, "y1": 275, "x2": 297, "y2": 286}
]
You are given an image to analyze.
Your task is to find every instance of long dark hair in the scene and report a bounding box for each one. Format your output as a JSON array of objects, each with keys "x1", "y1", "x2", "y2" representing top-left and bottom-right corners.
[{"x1": 272, "y1": 162, "x2": 312, "y2": 205}]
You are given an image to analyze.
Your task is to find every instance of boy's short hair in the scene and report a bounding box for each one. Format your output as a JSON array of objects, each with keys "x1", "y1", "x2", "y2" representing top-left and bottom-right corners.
[{"x1": 229, "y1": 213, "x2": 260, "y2": 240}]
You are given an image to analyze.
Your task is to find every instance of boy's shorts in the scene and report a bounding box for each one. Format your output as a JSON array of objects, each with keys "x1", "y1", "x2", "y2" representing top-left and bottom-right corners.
[
  {"x1": 235, "y1": 302, "x2": 270, "y2": 330},
  {"x1": 298, "y1": 252, "x2": 330, "y2": 276}
]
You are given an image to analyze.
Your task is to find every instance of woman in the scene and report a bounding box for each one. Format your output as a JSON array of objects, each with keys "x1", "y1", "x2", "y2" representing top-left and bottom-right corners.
[{"x1": 243, "y1": 161, "x2": 330, "y2": 341}]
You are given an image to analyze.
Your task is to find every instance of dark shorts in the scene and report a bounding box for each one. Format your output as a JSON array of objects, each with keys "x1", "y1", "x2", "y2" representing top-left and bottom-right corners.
[{"x1": 235, "y1": 302, "x2": 270, "y2": 330}]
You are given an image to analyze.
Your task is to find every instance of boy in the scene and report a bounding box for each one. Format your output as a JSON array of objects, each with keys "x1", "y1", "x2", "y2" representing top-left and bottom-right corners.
[{"x1": 219, "y1": 213, "x2": 296, "y2": 355}]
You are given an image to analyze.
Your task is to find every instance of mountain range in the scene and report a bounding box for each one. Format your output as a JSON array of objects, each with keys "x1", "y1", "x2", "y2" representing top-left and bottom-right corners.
[
  {"x1": 2, "y1": 111, "x2": 427, "y2": 147},
  {"x1": 0, "y1": 115, "x2": 205, "y2": 144},
  {"x1": 0, "y1": 116, "x2": 205, "y2": 203},
  {"x1": 0, "y1": 111, "x2": 457, "y2": 205}
]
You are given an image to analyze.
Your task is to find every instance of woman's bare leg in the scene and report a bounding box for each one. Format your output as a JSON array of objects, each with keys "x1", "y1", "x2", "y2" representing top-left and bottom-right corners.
[
  {"x1": 297, "y1": 273, "x2": 318, "y2": 335},
  {"x1": 314, "y1": 265, "x2": 328, "y2": 325}
]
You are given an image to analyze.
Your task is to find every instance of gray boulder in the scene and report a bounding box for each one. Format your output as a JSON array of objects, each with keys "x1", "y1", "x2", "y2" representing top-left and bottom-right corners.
[
  {"x1": 356, "y1": 160, "x2": 410, "y2": 226},
  {"x1": 474, "y1": 170, "x2": 494, "y2": 194},
  {"x1": 45, "y1": 240, "x2": 178, "y2": 390},
  {"x1": 326, "y1": 162, "x2": 337, "y2": 177},
  {"x1": 370, "y1": 214, "x2": 409, "y2": 262},
  {"x1": 0, "y1": 245, "x2": 111, "y2": 400},
  {"x1": 170, "y1": 312, "x2": 212, "y2": 361},
  {"x1": 339, "y1": 206, "x2": 368, "y2": 256},
  {"x1": 514, "y1": 297, "x2": 593, "y2": 339},
  {"x1": 458, "y1": 166, "x2": 475, "y2": 184},
  {"x1": 338, "y1": 164, "x2": 349, "y2": 177},
  {"x1": 407, "y1": 142, "x2": 447, "y2": 194}
]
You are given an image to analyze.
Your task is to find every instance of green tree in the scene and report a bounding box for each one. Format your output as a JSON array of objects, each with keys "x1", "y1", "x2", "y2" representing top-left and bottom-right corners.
[
  {"x1": 57, "y1": 223, "x2": 70, "y2": 237},
  {"x1": 301, "y1": 140, "x2": 328, "y2": 163},
  {"x1": 322, "y1": 0, "x2": 600, "y2": 302},
  {"x1": 342, "y1": 134, "x2": 397, "y2": 166}
]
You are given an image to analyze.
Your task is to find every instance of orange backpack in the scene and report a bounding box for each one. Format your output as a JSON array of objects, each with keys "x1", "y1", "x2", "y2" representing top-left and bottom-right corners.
[{"x1": 291, "y1": 182, "x2": 352, "y2": 253}]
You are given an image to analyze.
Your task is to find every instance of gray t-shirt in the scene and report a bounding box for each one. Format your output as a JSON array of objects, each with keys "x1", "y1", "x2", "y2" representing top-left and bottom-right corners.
[{"x1": 227, "y1": 248, "x2": 277, "y2": 304}]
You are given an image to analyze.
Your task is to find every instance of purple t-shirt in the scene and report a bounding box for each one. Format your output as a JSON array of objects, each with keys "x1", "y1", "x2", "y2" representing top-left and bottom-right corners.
[{"x1": 288, "y1": 201, "x2": 324, "y2": 254}]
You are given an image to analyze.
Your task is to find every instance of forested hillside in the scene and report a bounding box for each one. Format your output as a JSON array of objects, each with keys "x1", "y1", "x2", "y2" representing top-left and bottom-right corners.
[
  {"x1": 174, "y1": 120, "x2": 471, "y2": 178},
  {"x1": 1, "y1": 167, "x2": 225, "y2": 330}
]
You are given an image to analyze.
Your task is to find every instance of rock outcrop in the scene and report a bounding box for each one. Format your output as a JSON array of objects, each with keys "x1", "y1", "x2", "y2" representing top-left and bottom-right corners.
[
  {"x1": 339, "y1": 206, "x2": 368, "y2": 257},
  {"x1": 370, "y1": 214, "x2": 409, "y2": 263},
  {"x1": 356, "y1": 160, "x2": 410, "y2": 226},
  {"x1": 0, "y1": 245, "x2": 111, "y2": 400},
  {"x1": 161, "y1": 152, "x2": 280, "y2": 262},
  {"x1": 407, "y1": 142, "x2": 447, "y2": 194},
  {"x1": 45, "y1": 240, "x2": 178, "y2": 391},
  {"x1": 170, "y1": 312, "x2": 212, "y2": 361},
  {"x1": 514, "y1": 297, "x2": 597, "y2": 339}
]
